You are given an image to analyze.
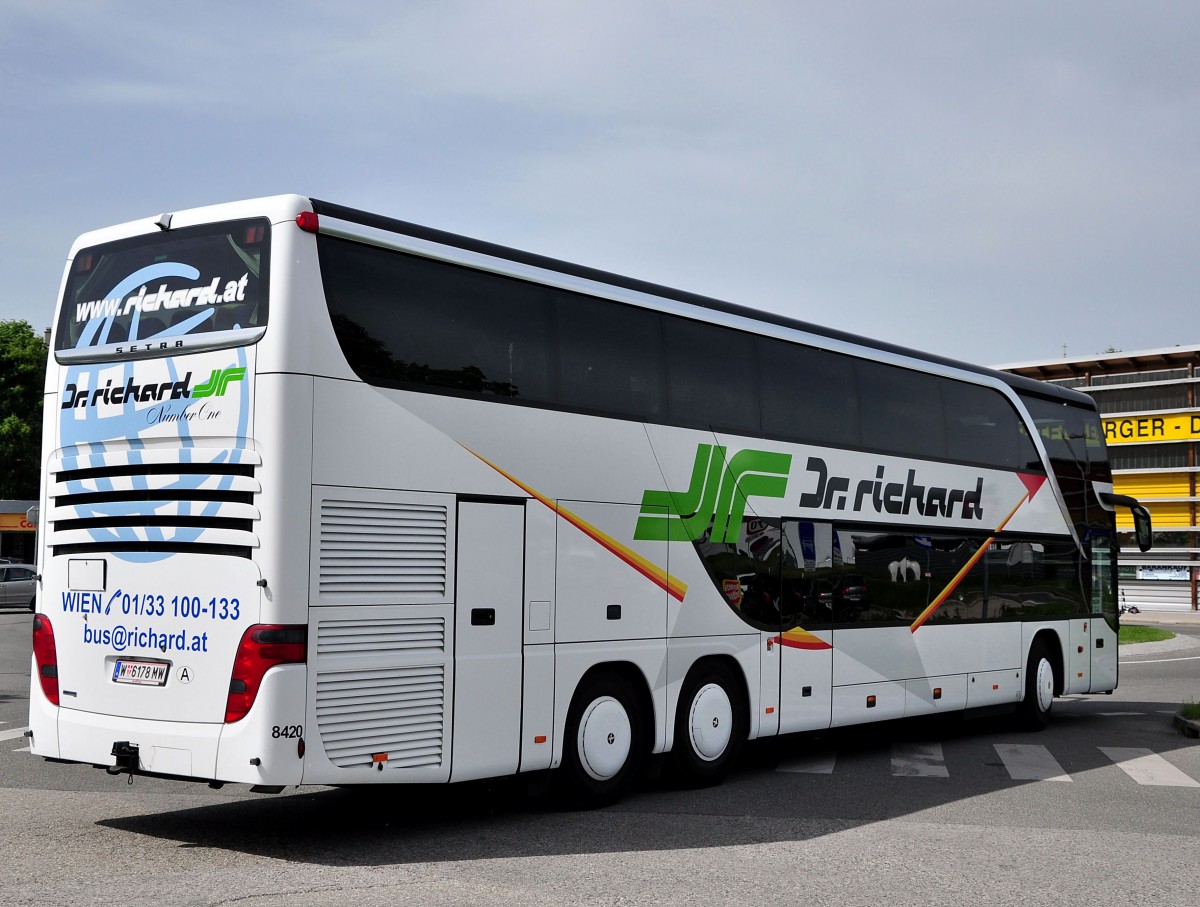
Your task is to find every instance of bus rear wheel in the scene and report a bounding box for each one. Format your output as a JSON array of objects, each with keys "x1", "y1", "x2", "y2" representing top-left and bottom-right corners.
[
  {"x1": 559, "y1": 674, "x2": 646, "y2": 808},
  {"x1": 671, "y1": 663, "x2": 746, "y2": 787},
  {"x1": 1018, "y1": 641, "x2": 1056, "y2": 731}
]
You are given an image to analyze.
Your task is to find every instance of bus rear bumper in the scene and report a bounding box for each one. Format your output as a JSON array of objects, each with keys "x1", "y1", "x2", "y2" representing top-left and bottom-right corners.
[
  {"x1": 41, "y1": 665, "x2": 306, "y2": 787},
  {"x1": 56, "y1": 709, "x2": 222, "y2": 779}
]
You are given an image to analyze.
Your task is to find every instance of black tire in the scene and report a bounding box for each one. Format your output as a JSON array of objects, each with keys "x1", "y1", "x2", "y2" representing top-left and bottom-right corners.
[
  {"x1": 29, "y1": 596, "x2": 36, "y2": 613},
  {"x1": 1017, "y1": 640, "x2": 1056, "y2": 731},
  {"x1": 559, "y1": 673, "x2": 646, "y2": 808},
  {"x1": 670, "y1": 662, "x2": 747, "y2": 788}
]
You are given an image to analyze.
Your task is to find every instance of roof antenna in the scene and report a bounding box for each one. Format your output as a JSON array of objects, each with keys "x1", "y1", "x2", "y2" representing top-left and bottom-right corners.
[{"x1": 155, "y1": 213, "x2": 173, "y2": 231}]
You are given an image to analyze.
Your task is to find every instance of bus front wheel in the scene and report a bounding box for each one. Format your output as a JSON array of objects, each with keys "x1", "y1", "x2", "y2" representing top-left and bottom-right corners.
[
  {"x1": 1018, "y1": 641, "x2": 1056, "y2": 730},
  {"x1": 559, "y1": 673, "x2": 646, "y2": 808},
  {"x1": 671, "y1": 662, "x2": 746, "y2": 787}
]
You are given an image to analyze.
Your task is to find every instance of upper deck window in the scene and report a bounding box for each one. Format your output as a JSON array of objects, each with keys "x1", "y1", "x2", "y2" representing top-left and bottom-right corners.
[
  {"x1": 1019, "y1": 395, "x2": 1107, "y2": 465},
  {"x1": 319, "y1": 233, "x2": 1046, "y2": 473},
  {"x1": 56, "y1": 218, "x2": 270, "y2": 363}
]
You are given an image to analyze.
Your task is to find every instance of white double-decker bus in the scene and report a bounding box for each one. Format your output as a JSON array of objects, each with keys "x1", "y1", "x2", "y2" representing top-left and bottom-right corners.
[{"x1": 30, "y1": 195, "x2": 1151, "y2": 804}]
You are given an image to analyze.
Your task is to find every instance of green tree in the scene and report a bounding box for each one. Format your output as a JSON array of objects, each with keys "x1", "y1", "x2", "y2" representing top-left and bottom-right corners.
[{"x1": 0, "y1": 320, "x2": 47, "y2": 499}]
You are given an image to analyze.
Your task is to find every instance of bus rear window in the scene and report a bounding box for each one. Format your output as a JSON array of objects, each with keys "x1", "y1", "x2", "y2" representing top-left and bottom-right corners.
[{"x1": 56, "y1": 218, "x2": 270, "y2": 363}]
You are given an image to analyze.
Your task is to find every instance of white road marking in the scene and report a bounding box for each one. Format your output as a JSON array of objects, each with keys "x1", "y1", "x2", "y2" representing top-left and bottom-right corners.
[
  {"x1": 891, "y1": 743, "x2": 948, "y2": 777},
  {"x1": 994, "y1": 744, "x2": 1072, "y2": 782},
  {"x1": 1123, "y1": 655, "x2": 1200, "y2": 664},
  {"x1": 0, "y1": 726, "x2": 30, "y2": 743},
  {"x1": 777, "y1": 752, "x2": 837, "y2": 773},
  {"x1": 1097, "y1": 711, "x2": 1145, "y2": 717},
  {"x1": 1100, "y1": 747, "x2": 1200, "y2": 787},
  {"x1": 771, "y1": 741, "x2": 1200, "y2": 788}
]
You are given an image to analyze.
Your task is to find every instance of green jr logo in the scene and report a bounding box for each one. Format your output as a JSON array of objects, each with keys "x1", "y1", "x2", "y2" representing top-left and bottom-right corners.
[
  {"x1": 191, "y1": 367, "x2": 247, "y2": 399},
  {"x1": 635, "y1": 444, "x2": 792, "y2": 543}
]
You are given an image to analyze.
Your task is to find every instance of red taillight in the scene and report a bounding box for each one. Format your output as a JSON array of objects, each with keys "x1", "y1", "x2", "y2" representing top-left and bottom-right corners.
[
  {"x1": 32, "y1": 614, "x2": 59, "y2": 706},
  {"x1": 225, "y1": 624, "x2": 307, "y2": 723},
  {"x1": 295, "y1": 211, "x2": 319, "y2": 233}
]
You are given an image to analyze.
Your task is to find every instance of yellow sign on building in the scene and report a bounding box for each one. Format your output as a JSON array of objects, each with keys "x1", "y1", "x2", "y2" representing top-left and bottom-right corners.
[
  {"x1": 1103, "y1": 411, "x2": 1200, "y2": 446},
  {"x1": 0, "y1": 512, "x2": 36, "y2": 532}
]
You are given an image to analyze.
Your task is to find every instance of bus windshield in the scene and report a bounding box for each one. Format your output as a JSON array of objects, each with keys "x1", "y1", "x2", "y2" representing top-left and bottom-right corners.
[
  {"x1": 1019, "y1": 394, "x2": 1109, "y2": 477},
  {"x1": 56, "y1": 218, "x2": 270, "y2": 363}
]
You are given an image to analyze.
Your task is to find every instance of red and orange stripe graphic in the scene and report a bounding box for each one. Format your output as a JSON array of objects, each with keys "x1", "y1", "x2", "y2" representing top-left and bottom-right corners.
[
  {"x1": 465, "y1": 447, "x2": 688, "y2": 602},
  {"x1": 909, "y1": 474, "x2": 1047, "y2": 632}
]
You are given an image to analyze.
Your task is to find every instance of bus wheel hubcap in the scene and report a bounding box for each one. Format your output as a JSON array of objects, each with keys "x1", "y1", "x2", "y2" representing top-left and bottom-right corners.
[
  {"x1": 1035, "y1": 658, "x2": 1054, "y2": 712},
  {"x1": 688, "y1": 683, "x2": 733, "y2": 762},
  {"x1": 578, "y1": 696, "x2": 631, "y2": 781}
]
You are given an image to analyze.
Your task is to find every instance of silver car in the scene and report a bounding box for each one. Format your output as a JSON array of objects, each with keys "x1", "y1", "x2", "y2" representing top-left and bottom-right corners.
[{"x1": 0, "y1": 564, "x2": 36, "y2": 611}]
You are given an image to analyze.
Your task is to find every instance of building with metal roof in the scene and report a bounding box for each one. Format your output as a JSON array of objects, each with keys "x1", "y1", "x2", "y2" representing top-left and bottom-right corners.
[{"x1": 1000, "y1": 344, "x2": 1200, "y2": 611}]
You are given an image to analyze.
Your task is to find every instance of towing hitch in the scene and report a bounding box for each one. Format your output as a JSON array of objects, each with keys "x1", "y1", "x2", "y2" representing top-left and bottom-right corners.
[{"x1": 108, "y1": 741, "x2": 140, "y2": 781}]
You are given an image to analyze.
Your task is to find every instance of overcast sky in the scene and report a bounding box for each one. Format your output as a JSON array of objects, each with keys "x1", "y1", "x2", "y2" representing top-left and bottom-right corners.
[{"x1": 2, "y1": 1, "x2": 1196, "y2": 367}]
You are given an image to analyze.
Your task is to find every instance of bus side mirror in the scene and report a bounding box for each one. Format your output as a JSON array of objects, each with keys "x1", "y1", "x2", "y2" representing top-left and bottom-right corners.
[
  {"x1": 1132, "y1": 504, "x2": 1152, "y2": 553},
  {"x1": 1098, "y1": 492, "x2": 1153, "y2": 553}
]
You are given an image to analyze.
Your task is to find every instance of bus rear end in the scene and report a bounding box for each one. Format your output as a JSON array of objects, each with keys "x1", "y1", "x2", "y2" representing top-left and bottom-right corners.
[{"x1": 29, "y1": 198, "x2": 307, "y2": 788}]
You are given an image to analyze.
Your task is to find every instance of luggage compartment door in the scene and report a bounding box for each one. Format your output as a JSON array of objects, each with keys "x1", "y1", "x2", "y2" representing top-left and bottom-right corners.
[{"x1": 450, "y1": 500, "x2": 525, "y2": 782}]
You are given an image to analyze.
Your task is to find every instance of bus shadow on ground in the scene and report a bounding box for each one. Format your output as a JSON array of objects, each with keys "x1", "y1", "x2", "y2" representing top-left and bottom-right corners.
[{"x1": 96, "y1": 702, "x2": 1197, "y2": 867}]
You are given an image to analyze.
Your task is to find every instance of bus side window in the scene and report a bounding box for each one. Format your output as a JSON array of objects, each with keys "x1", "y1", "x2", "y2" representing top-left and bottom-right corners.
[
  {"x1": 943, "y1": 383, "x2": 1035, "y2": 470},
  {"x1": 757, "y1": 339, "x2": 860, "y2": 448},
  {"x1": 663, "y1": 315, "x2": 759, "y2": 434},
  {"x1": 856, "y1": 362, "x2": 946, "y2": 460},
  {"x1": 556, "y1": 294, "x2": 664, "y2": 418}
]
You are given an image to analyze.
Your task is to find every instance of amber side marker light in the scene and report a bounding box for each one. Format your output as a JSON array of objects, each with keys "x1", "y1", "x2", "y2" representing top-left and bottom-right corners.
[
  {"x1": 225, "y1": 625, "x2": 307, "y2": 723},
  {"x1": 32, "y1": 614, "x2": 59, "y2": 706}
]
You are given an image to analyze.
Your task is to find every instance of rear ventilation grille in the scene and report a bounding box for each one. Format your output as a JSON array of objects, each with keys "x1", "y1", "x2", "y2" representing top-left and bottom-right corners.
[
  {"x1": 315, "y1": 665, "x2": 445, "y2": 769},
  {"x1": 318, "y1": 499, "x2": 449, "y2": 599},
  {"x1": 48, "y1": 448, "x2": 261, "y2": 557},
  {"x1": 316, "y1": 617, "x2": 445, "y2": 657}
]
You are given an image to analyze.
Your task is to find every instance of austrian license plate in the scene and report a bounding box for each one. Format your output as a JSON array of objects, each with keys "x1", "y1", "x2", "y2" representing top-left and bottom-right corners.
[{"x1": 113, "y1": 659, "x2": 169, "y2": 686}]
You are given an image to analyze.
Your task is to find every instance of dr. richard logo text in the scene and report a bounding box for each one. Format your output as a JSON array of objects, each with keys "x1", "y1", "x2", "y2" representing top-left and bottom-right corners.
[{"x1": 60, "y1": 367, "x2": 246, "y2": 410}]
